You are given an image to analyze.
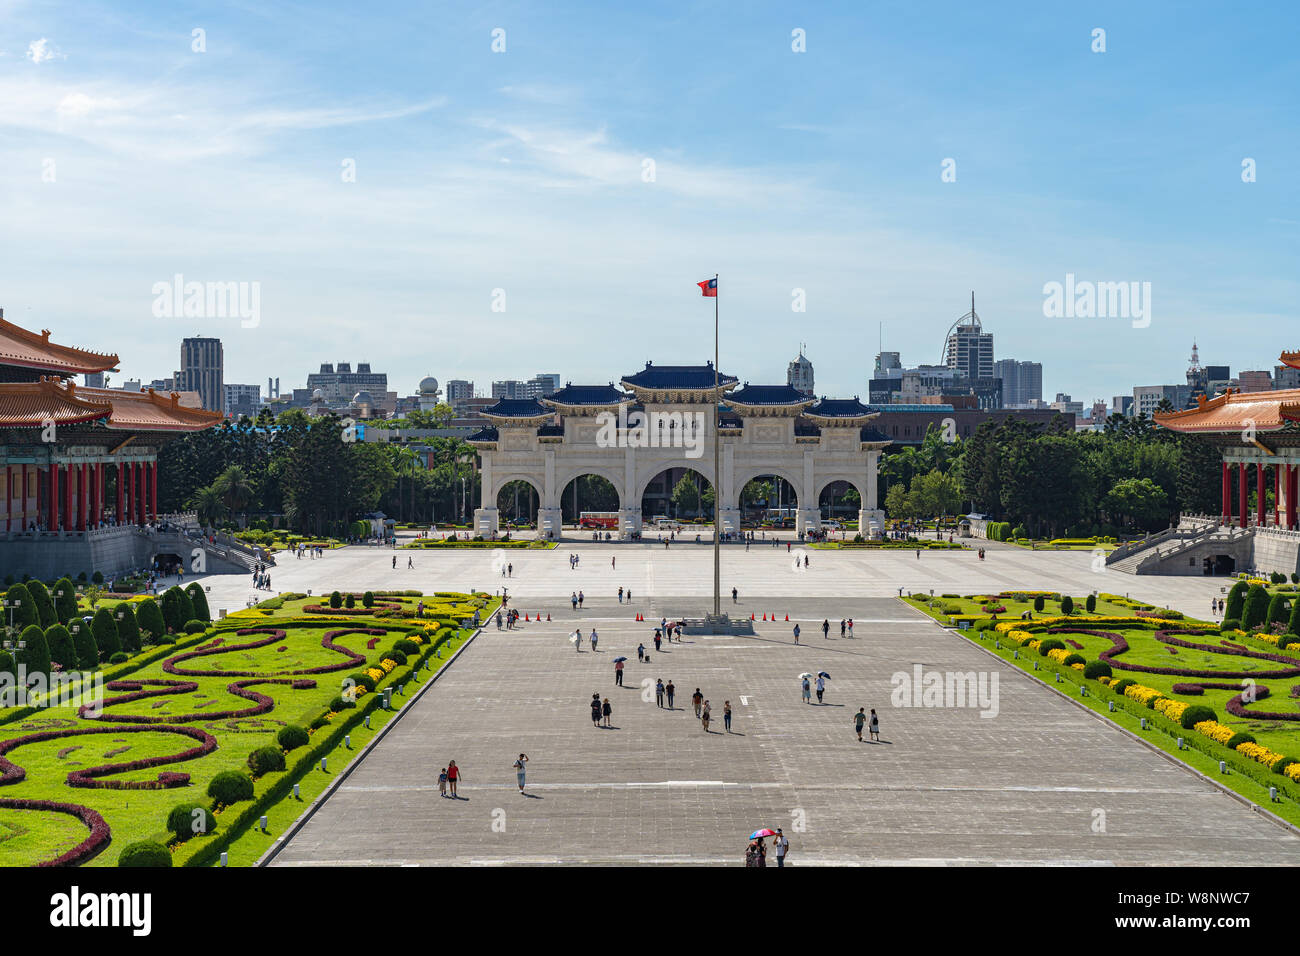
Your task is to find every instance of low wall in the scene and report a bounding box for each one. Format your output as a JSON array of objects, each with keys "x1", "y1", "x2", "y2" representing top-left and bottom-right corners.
[{"x1": 1253, "y1": 528, "x2": 1300, "y2": 577}]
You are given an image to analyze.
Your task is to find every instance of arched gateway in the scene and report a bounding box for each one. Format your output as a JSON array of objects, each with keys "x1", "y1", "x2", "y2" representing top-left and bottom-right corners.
[{"x1": 469, "y1": 362, "x2": 889, "y2": 540}]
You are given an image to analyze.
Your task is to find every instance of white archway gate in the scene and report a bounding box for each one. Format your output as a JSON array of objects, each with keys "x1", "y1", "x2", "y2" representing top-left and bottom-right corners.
[{"x1": 469, "y1": 371, "x2": 888, "y2": 540}]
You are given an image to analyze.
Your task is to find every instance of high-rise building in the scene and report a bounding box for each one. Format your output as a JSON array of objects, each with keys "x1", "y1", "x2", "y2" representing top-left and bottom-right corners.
[
  {"x1": 943, "y1": 295, "x2": 995, "y2": 380},
  {"x1": 787, "y1": 347, "x2": 814, "y2": 396},
  {"x1": 1236, "y1": 370, "x2": 1272, "y2": 393},
  {"x1": 224, "y1": 383, "x2": 261, "y2": 418},
  {"x1": 176, "y1": 337, "x2": 223, "y2": 412},
  {"x1": 1132, "y1": 384, "x2": 1191, "y2": 416},
  {"x1": 305, "y1": 361, "x2": 387, "y2": 405},
  {"x1": 1275, "y1": 364, "x2": 1300, "y2": 391},
  {"x1": 446, "y1": 379, "x2": 475, "y2": 414},
  {"x1": 524, "y1": 373, "x2": 561, "y2": 399},
  {"x1": 993, "y1": 358, "x2": 1042, "y2": 407}
]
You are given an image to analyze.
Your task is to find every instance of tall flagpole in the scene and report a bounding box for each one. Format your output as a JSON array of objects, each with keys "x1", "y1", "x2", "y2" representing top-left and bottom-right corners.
[{"x1": 713, "y1": 272, "x2": 721, "y2": 618}]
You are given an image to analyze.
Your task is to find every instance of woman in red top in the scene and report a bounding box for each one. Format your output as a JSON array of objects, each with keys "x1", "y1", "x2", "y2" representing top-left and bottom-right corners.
[{"x1": 447, "y1": 760, "x2": 461, "y2": 798}]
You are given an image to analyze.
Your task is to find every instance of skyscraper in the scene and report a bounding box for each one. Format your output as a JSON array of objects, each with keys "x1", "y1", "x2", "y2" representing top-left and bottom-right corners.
[
  {"x1": 176, "y1": 336, "x2": 224, "y2": 412},
  {"x1": 787, "y1": 347, "x2": 814, "y2": 396},
  {"x1": 943, "y1": 294, "x2": 994, "y2": 380},
  {"x1": 993, "y1": 358, "x2": 1043, "y2": 407}
]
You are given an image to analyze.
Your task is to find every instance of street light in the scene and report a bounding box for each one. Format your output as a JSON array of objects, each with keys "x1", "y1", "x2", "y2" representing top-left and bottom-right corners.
[{"x1": 2, "y1": 598, "x2": 21, "y2": 646}]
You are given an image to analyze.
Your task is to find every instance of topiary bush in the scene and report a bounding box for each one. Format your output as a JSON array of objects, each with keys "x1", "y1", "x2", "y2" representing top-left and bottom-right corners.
[
  {"x1": 247, "y1": 745, "x2": 286, "y2": 777},
  {"x1": 207, "y1": 770, "x2": 255, "y2": 806},
  {"x1": 50, "y1": 578, "x2": 78, "y2": 625},
  {"x1": 1226, "y1": 731, "x2": 1256, "y2": 749},
  {"x1": 43, "y1": 624, "x2": 77, "y2": 671},
  {"x1": 1268, "y1": 593, "x2": 1289, "y2": 625},
  {"x1": 16, "y1": 625, "x2": 51, "y2": 677},
  {"x1": 329, "y1": 591, "x2": 343, "y2": 609},
  {"x1": 27, "y1": 580, "x2": 57, "y2": 628},
  {"x1": 0, "y1": 649, "x2": 12, "y2": 676},
  {"x1": 115, "y1": 606, "x2": 141, "y2": 653},
  {"x1": 91, "y1": 607, "x2": 121, "y2": 660},
  {"x1": 344, "y1": 593, "x2": 355, "y2": 609},
  {"x1": 185, "y1": 583, "x2": 211, "y2": 622},
  {"x1": 1180, "y1": 705, "x2": 1217, "y2": 729},
  {"x1": 276, "y1": 725, "x2": 310, "y2": 751},
  {"x1": 362, "y1": 591, "x2": 375, "y2": 608},
  {"x1": 108, "y1": 652, "x2": 129, "y2": 664},
  {"x1": 1085, "y1": 594, "x2": 1097, "y2": 613},
  {"x1": 1242, "y1": 585, "x2": 1270, "y2": 629},
  {"x1": 136, "y1": 598, "x2": 165, "y2": 645},
  {"x1": 2, "y1": 583, "x2": 37, "y2": 631},
  {"x1": 329, "y1": 695, "x2": 357, "y2": 711},
  {"x1": 1033, "y1": 596, "x2": 1045, "y2": 613},
  {"x1": 1060, "y1": 596, "x2": 1074, "y2": 615},
  {"x1": 1038, "y1": 638, "x2": 1066, "y2": 656},
  {"x1": 183, "y1": 620, "x2": 207, "y2": 634},
  {"x1": 1225, "y1": 581, "x2": 1248, "y2": 620},
  {"x1": 381, "y1": 649, "x2": 407, "y2": 667},
  {"x1": 1083, "y1": 660, "x2": 1112, "y2": 679},
  {"x1": 166, "y1": 803, "x2": 215, "y2": 842},
  {"x1": 1062, "y1": 653, "x2": 1086, "y2": 667},
  {"x1": 70, "y1": 621, "x2": 99, "y2": 671},
  {"x1": 118, "y1": 841, "x2": 172, "y2": 867}
]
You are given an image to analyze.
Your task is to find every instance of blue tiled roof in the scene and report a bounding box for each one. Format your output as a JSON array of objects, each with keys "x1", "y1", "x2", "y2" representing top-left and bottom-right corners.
[
  {"x1": 807, "y1": 397, "x2": 874, "y2": 418},
  {"x1": 867, "y1": 403, "x2": 955, "y2": 413},
  {"x1": 543, "y1": 384, "x2": 630, "y2": 406},
  {"x1": 483, "y1": 399, "x2": 551, "y2": 418},
  {"x1": 466, "y1": 426, "x2": 498, "y2": 442},
  {"x1": 621, "y1": 361, "x2": 738, "y2": 390},
  {"x1": 726, "y1": 384, "x2": 811, "y2": 406}
]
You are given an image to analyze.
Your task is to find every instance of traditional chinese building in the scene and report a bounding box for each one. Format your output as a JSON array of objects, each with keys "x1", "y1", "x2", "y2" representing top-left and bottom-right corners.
[
  {"x1": 0, "y1": 311, "x2": 222, "y2": 579},
  {"x1": 1117, "y1": 349, "x2": 1300, "y2": 576},
  {"x1": 468, "y1": 362, "x2": 889, "y2": 540}
]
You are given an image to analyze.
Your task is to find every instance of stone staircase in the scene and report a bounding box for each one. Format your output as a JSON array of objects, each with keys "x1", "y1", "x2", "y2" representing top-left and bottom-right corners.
[{"x1": 1106, "y1": 518, "x2": 1252, "y2": 575}]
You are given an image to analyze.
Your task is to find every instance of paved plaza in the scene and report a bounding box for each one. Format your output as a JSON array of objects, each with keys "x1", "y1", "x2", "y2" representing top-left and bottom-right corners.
[{"x1": 180, "y1": 538, "x2": 1300, "y2": 866}]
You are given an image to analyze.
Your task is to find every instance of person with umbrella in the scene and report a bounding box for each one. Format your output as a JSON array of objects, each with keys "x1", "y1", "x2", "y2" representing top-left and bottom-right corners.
[
  {"x1": 815, "y1": 671, "x2": 828, "y2": 703},
  {"x1": 570, "y1": 629, "x2": 581, "y2": 652},
  {"x1": 800, "y1": 674, "x2": 812, "y2": 704},
  {"x1": 746, "y1": 829, "x2": 775, "y2": 867},
  {"x1": 614, "y1": 657, "x2": 626, "y2": 686}
]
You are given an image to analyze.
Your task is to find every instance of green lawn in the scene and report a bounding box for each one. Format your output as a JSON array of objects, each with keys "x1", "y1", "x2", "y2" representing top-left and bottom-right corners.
[{"x1": 0, "y1": 589, "x2": 494, "y2": 867}]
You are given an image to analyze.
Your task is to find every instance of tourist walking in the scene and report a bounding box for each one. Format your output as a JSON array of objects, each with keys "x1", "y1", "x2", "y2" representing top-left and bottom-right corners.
[
  {"x1": 446, "y1": 760, "x2": 461, "y2": 798},
  {"x1": 854, "y1": 707, "x2": 866, "y2": 741},
  {"x1": 840, "y1": 619, "x2": 846, "y2": 638},
  {"x1": 701, "y1": 700, "x2": 711, "y2": 732},
  {"x1": 822, "y1": 619, "x2": 830, "y2": 639},
  {"x1": 637, "y1": 642, "x2": 646, "y2": 662},
  {"x1": 572, "y1": 628, "x2": 581, "y2": 651},
  {"x1": 869, "y1": 708, "x2": 880, "y2": 741},
  {"x1": 793, "y1": 623, "x2": 801, "y2": 645},
  {"x1": 618, "y1": 586, "x2": 624, "y2": 603},
  {"x1": 591, "y1": 693, "x2": 602, "y2": 727},
  {"x1": 602, "y1": 697, "x2": 612, "y2": 728},
  {"x1": 571, "y1": 591, "x2": 578, "y2": 611},
  {"x1": 614, "y1": 659, "x2": 624, "y2": 686},
  {"x1": 692, "y1": 688, "x2": 703, "y2": 718},
  {"x1": 656, "y1": 678, "x2": 665, "y2": 707},
  {"x1": 665, "y1": 680, "x2": 676, "y2": 709},
  {"x1": 723, "y1": 700, "x2": 732, "y2": 732},
  {"x1": 578, "y1": 590, "x2": 585, "y2": 608},
  {"x1": 438, "y1": 767, "x2": 448, "y2": 797},
  {"x1": 816, "y1": 674, "x2": 826, "y2": 703},
  {"x1": 801, "y1": 676, "x2": 812, "y2": 704},
  {"x1": 732, "y1": 587, "x2": 738, "y2": 603},
  {"x1": 590, "y1": 628, "x2": 598, "y2": 652},
  {"x1": 653, "y1": 629, "x2": 662, "y2": 652},
  {"x1": 513, "y1": 753, "x2": 529, "y2": 793},
  {"x1": 847, "y1": 618, "x2": 854, "y2": 639}
]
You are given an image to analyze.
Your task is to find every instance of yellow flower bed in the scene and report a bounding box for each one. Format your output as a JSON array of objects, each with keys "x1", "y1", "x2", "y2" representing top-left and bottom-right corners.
[
  {"x1": 1235, "y1": 741, "x2": 1285, "y2": 770},
  {"x1": 1046, "y1": 647, "x2": 1072, "y2": 664},
  {"x1": 1152, "y1": 698, "x2": 1188, "y2": 723},
  {"x1": 1194, "y1": 720, "x2": 1236, "y2": 746},
  {"x1": 1284, "y1": 763, "x2": 1300, "y2": 783},
  {"x1": 364, "y1": 667, "x2": 385, "y2": 682},
  {"x1": 1026, "y1": 640, "x2": 1042, "y2": 651},
  {"x1": 1123, "y1": 683, "x2": 1165, "y2": 708},
  {"x1": 1071, "y1": 662, "x2": 1085, "y2": 670}
]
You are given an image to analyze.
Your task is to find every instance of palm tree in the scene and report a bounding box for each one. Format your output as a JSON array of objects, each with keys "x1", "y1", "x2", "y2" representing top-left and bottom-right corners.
[
  {"x1": 212, "y1": 465, "x2": 253, "y2": 527},
  {"x1": 194, "y1": 485, "x2": 226, "y2": 528}
]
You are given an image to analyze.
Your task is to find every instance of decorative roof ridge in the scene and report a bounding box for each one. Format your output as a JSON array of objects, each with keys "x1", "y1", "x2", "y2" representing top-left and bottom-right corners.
[{"x1": 0, "y1": 314, "x2": 121, "y2": 370}]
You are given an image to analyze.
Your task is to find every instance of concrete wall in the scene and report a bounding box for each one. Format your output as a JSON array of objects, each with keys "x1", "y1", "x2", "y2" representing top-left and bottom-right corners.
[
  {"x1": 1252, "y1": 528, "x2": 1300, "y2": 578},
  {"x1": 0, "y1": 525, "x2": 247, "y2": 581}
]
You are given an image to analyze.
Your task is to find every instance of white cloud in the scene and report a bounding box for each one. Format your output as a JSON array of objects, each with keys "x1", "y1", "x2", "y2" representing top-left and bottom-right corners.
[
  {"x1": 26, "y1": 37, "x2": 63, "y2": 64},
  {"x1": 56, "y1": 91, "x2": 120, "y2": 118}
]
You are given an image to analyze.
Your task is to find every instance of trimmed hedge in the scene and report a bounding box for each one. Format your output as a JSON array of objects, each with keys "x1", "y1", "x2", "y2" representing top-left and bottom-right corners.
[
  {"x1": 247, "y1": 746, "x2": 286, "y2": 777},
  {"x1": 207, "y1": 770, "x2": 255, "y2": 806},
  {"x1": 118, "y1": 840, "x2": 173, "y2": 867},
  {"x1": 167, "y1": 803, "x2": 215, "y2": 842}
]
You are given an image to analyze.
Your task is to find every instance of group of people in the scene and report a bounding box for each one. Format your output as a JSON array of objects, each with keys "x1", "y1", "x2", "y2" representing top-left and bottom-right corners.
[
  {"x1": 570, "y1": 590, "x2": 586, "y2": 609},
  {"x1": 496, "y1": 608, "x2": 523, "y2": 629},
  {"x1": 745, "y1": 829, "x2": 790, "y2": 867},
  {"x1": 292, "y1": 544, "x2": 326, "y2": 559},
  {"x1": 251, "y1": 564, "x2": 272, "y2": 590}
]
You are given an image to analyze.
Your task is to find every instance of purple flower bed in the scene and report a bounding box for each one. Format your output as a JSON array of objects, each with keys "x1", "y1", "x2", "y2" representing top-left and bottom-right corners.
[
  {"x1": 84, "y1": 676, "x2": 317, "y2": 724},
  {"x1": 0, "y1": 724, "x2": 216, "y2": 789},
  {"x1": 1061, "y1": 626, "x2": 1300, "y2": 680},
  {"x1": 162, "y1": 627, "x2": 373, "y2": 678},
  {"x1": 0, "y1": 797, "x2": 111, "y2": 866},
  {"x1": 1167, "y1": 680, "x2": 1296, "y2": 721}
]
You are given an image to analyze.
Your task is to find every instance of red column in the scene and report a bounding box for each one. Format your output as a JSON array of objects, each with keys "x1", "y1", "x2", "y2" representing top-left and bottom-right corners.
[
  {"x1": 49, "y1": 463, "x2": 59, "y2": 531},
  {"x1": 1257, "y1": 461, "x2": 1267, "y2": 527},
  {"x1": 20, "y1": 464, "x2": 27, "y2": 531},
  {"x1": 125, "y1": 462, "x2": 134, "y2": 524},
  {"x1": 134, "y1": 461, "x2": 143, "y2": 525},
  {"x1": 1291, "y1": 465, "x2": 1298, "y2": 529},
  {"x1": 116, "y1": 462, "x2": 124, "y2": 525},
  {"x1": 90, "y1": 463, "x2": 99, "y2": 527},
  {"x1": 1221, "y1": 460, "x2": 1230, "y2": 523},
  {"x1": 76, "y1": 463, "x2": 85, "y2": 531},
  {"x1": 1239, "y1": 463, "x2": 1248, "y2": 529},
  {"x1": 4, "y1": 466, "x2": 10, "y2": 533},
  {"x1": 1275, "y1": 465, "x2": 1281, "y2": 528},
  {"x1": 151, "y1": 460, "x2": 158, "y2": 523}
]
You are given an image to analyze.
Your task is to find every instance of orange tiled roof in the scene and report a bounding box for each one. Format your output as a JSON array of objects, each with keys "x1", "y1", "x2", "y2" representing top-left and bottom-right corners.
[
  {"x1": 0, "y1": 377, "x2": 114, "y2": 428},
  {"x1": 1154, "y1": 387, "x2": 1300, "y2": 433},
  {"x1": 0, "y1": 315, "x2": 119, "y2": 375},
  {"x1": 1280, "y1": 350, "x2": 1300, "y2": 370},
  {"x1": 79, "y1": 386, "x2": 223, "y2": 432}
]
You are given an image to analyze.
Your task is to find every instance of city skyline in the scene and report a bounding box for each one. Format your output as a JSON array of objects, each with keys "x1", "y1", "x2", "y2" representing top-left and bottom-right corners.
[{"x1": 2, "y1": 2, "x2": 1296, "y2": 404}]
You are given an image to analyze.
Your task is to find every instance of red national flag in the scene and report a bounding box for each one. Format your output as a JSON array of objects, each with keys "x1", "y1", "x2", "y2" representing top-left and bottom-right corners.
[{"x1": 697, "y1": 277, "x2": 717, "y2": 297}]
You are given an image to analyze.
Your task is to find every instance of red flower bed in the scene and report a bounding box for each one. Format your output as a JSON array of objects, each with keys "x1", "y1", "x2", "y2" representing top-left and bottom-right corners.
[
  {"x1": 83, "y1": 677, "x2": 317, "y2": 724},
  {"x1": 1063, "y1": 627, "x2": 1300, "y2": 680},
  {"x1": 1169, "y1": 680, "x2": 1296, "y2": 721},
  {"x1": 0, "y1": 724, "x2": 216, "y2": 789},
  {"x1": 0, "y1": 797, "x2": 110, "y2": 866},
  {"x1": 162, "y1": 627, "x2": 374, "y2": 678}
]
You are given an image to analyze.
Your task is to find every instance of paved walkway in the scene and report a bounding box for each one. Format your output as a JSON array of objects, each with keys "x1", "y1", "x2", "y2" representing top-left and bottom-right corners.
[{"x1": 247, "y1": 549, "x2": 1298, "y2": 865}]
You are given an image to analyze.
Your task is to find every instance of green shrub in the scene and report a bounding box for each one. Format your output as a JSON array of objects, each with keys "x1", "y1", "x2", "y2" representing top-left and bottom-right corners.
[
  {"x1": 207, "y1": 770, "x2": 255, "y2": 806},
  {"x1": 1267, "y1": 593, "x2": 1289, "y2": 625},
  {"x1": 1111, "y1": 678, "x2": 1136, "y2": 694},
  {"x1": 136, "y1": 598, "x2": 165, "y2": 644},
  {"x1": 247, "y1": 745, "x2": 286, "y2": 777},
  {"x1": 392, "y1": 638, "x2": 420, "y2": 656},
  {"x1": 328, "y1": 695, "x2": 358, "y2": 711},
  {"x1": 1180, "y1": 705, "x2": 1217, "y2": 729},
  {"x1": 166, "y1": 803, "x2": 215, "y2": 842},
  {"x1": 27, "y1": 580, "x2": 57, "y2": 628},
  {"x1": 0, "y1": 650, "x2": 12, "y2": 676},
  {"x1": 108, "y1": 651, "x2": 129, "y2": 664},
  {"x1": 1062, "y1": 653, "x2": 1086, "y2": 667},
  {"x1": 348, "y1": 672, "x2": 377, "y2": 692},
  {"x1": 329, "y1": 591, "x2": 343, "y2": 609},
  {"x1": 344, "y1": 593, "x2": 355, "y2": 609},
  {"x1": 115, "y1": 606, "x2": 141, "y2": 653},
  {"x1": 1038, "y1": 638, "x2": 1066, "y2": 656},
  {"x1": 309, "y1": 715, "x2": 329, "y2": 730},
  {"x1": 1225, "y1": 581, "x2": 1248, "y2": 620},
  {"x1": 276, "y1": 725, "x2": 310, "y2": 751},
  {"x1": 381, "y1": 649, "x2": 407, "y2": 667},
  {"x1": 1085, "y1": 594, "x2": 1097, "y2": 613},
  {"x1": 1083, "y1": 660, "x2": 1112, "y2": 679},
  {"x1": 1033, "y1": 596, "x2": 1045, "y2": 612},
  {"x1": 92, "y1": 571, "x2": 104, "y2": 585},
  {"x1": 69, "y1": 621, "x2": 99, "y2": 671},
  {"x1": 183, "y1": 620, "x2": 207, "y2": 634},
  {"x1": 2, "y1": 583, "x2": 37, "y2": 631},
  {"x1": 362, "y1": 591, "x2": 375, "y2": 608},
  {"x1": 118, "y1": 841, "x2": 172, "y2": 867},
  {"x1": 16, "y1": 625, "x2": 50, "y2": 677},
  {"x1": 44, "y1": 624, "x2": 76, "y2": 671},
  {"x1": 185, "y1": 583, "x2": 211, "y2": 622},
  {"x1": 1242, "y1": 585, "x2": 1270, "y2": 629},
  {"x1": 1060, "y1": 596, "x2": 1074, "y2": 615},
  {"x1": 91, "y1": 607, "x2": 121, "y2": 660},
  {"x1": 50, "y1": 578, "x2": 78, "y2": 625},
  {"x1": 1221, "y1": 618, "x2": 1241, "y2": 632}
]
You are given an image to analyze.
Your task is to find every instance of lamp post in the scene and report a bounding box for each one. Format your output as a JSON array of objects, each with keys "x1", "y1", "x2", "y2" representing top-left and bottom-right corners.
[{"x1": 2, "y1": 598, "x2": 20, "y2": 644}]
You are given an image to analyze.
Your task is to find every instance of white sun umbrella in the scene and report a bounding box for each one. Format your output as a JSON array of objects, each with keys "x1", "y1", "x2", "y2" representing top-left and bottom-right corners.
[
  {"x1": 798, "y1": 672, "x2": 814, "y2": 680},
  {"x1": 568, "y1": 631, "x2": 580, "y2": 644}
]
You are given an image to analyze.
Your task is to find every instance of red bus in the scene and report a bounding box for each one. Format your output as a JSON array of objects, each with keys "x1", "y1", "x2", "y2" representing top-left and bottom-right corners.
[{"x1": 579, "y1": 511, "x2": 620, "y2": 529}]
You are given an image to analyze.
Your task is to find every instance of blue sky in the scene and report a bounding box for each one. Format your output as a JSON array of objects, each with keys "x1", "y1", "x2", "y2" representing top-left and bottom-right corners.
[{"x1": 1, "y1": 0, "x2": 1297, "y2": 405}]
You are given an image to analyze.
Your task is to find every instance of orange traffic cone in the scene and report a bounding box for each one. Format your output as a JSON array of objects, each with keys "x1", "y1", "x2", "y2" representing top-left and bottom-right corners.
[
  {"x1": 750, "y1": 613, "x2": 755, "y2": 620},
  {"x1": 762, "y1": 613, "x2": 767, "y2": 621},
  {"x1": 785, "y1": 614, "x2": 789, "y2": 622}
]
